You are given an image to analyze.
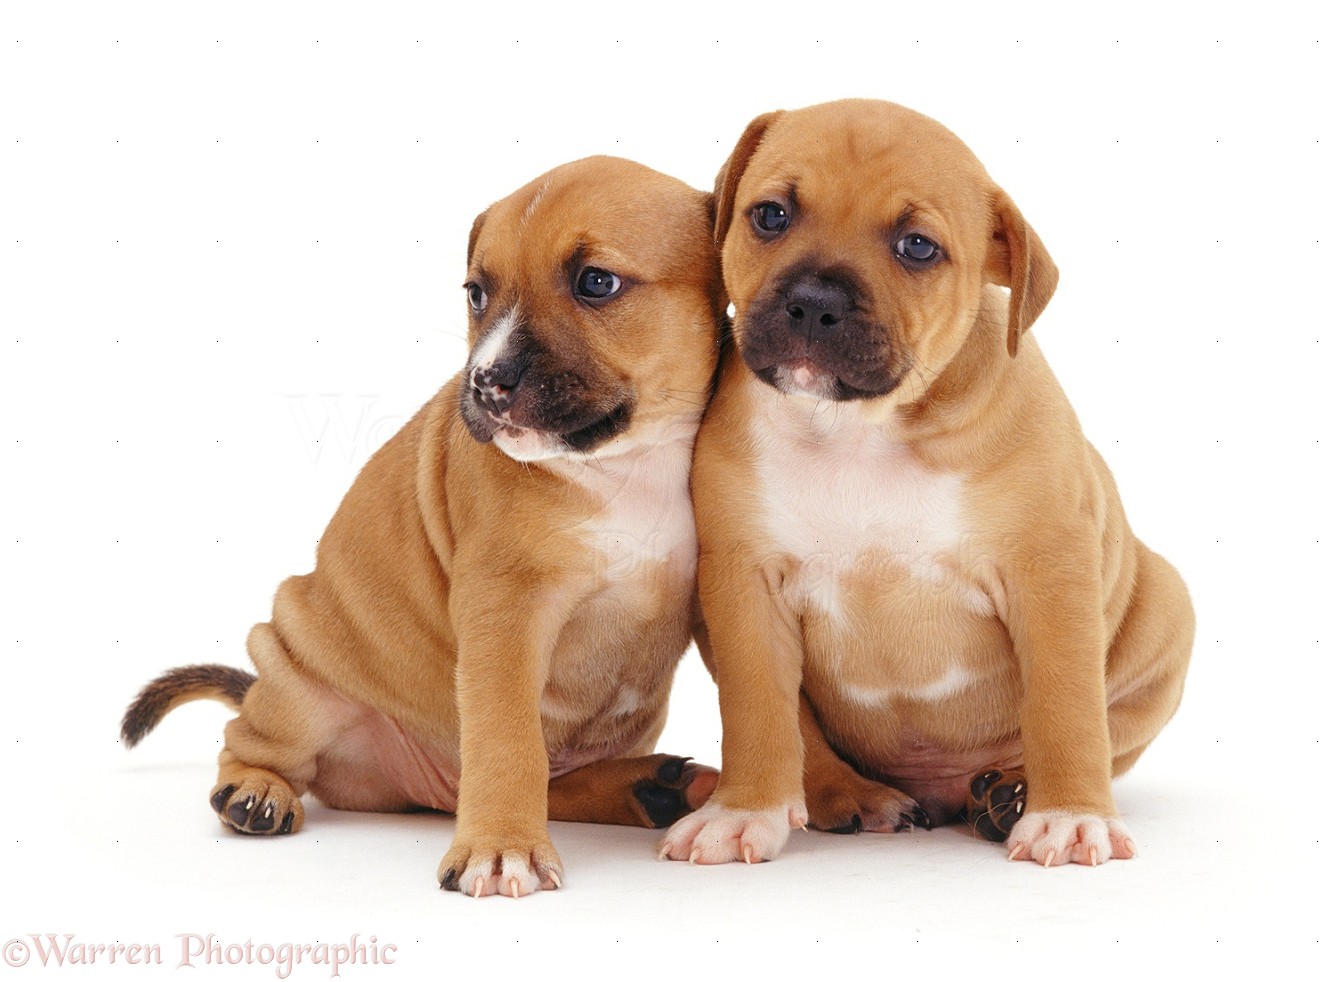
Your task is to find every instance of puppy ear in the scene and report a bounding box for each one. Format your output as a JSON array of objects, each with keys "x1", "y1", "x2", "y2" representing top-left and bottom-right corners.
[
  {"x1": 695, "y1": 190, "x2": 730, "y2": 323},
  {"x1": 987, "y1": 191, "x2": 1058, "y2": 357},
  {"x1": 712, "y1": 111, "x2": 783, "y2": 247},
  {"x1": 466, "y1": 206, "x2": 490, "y2": 266}
]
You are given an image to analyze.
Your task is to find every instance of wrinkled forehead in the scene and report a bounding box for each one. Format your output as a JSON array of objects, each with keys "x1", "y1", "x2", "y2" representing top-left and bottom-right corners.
[
  {"x1": 473, "y1": 160, "x2": 710, "y2": 280},
  {"x1": 743, "y1": 104, "x2": 995, "y2": 230}
]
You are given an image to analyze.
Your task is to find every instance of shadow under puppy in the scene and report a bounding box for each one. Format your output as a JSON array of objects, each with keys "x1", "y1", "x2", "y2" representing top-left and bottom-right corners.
[
  {"x1": 660, "y1": 99, "x2": 1194, "y2": 868},
  {"x1": 123, "y1": 156, "x2": 724, "y2": 897}
]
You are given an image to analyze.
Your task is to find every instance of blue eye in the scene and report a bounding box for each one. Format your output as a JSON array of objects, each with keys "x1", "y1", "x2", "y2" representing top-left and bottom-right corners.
[
  {"x1": 895, "y1": 234, "x2": 940, "y2": 266},
  {"x1": 465, "y1": 282, "x2": 488, "y2": 313},
  {"x1": 752, "y1": 202, "x2": 789, "y2": 235},
  {"x1": 576, "y1": 267, "x2": 622, "y2": 300}
]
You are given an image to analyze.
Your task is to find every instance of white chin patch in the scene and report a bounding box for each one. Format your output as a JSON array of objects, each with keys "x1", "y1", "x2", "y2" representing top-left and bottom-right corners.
[
  {"x1": 774, "y1": 362, "x2": 839, "y2": 401},
  {"x1": 491, "y1": 426, "x2": 568, "y2": 462}
]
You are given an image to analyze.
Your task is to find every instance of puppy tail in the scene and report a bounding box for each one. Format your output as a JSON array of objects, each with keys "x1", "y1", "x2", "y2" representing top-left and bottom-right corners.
[{"x1": 120, "y1": 664, "x2": 257, "y2": 748}]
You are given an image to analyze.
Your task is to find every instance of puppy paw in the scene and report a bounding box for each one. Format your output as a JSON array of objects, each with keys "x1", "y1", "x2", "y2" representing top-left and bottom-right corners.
[
  {"x1": 209, "y1": 769, "x2": 303, "y2": 835},
  {"x1": 437, "y1": 833, "x2": 564, "y2": 899},
  {"x1": 632, "y1": 756, "x2": 719, "y2": 829},
  {"x1": 656, "y1": 799, "x2": 807, "y2": 865},
  {"x1": 807, "y1": 770, "x2": 927, "y2": 834},
  {"x1": 965, "y1": 768, "x2": 1027, "y2": 843},
  {"x1": 1005, "y1": 811, "x2": 1136, "y2": 867}
]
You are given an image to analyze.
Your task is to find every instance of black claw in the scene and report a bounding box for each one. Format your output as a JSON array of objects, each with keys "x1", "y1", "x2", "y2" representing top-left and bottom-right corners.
[
  {"x1": 635, "y1": 783, "x2": 689, "y2": 829},
  {"x1": 912, "y1": 806, "x2": 931, "y2": 829},
  {"x1": 655, "y1": 756, "x2": 689, "y2": 785},
  {"x1": 827, "y1": 813, "x2": 863, "y2": 835},
  {"x1": 249, "y1": 803, "x2": 276, "y2": 833},
  {"x1": 440, "y1": 868, "x2": 459, "y2": 892},
  {"x1": 226, "y1": 796, "x2": 254, "y2": 828},
  {"x1": 209, "y1": 785, "x2": 236, "y2": 814},
  {"x1": 278, "y1": 811, "x2": 295, "y2": 835}
]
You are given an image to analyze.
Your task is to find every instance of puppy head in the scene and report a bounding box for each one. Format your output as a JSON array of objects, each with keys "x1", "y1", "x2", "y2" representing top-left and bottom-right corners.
[
  {"x1": 459, "y1": 157, "x2": 722, "y2": 462},
  {"x1": 714, "y1": 99, "x2": 1057, "y2": 406}
]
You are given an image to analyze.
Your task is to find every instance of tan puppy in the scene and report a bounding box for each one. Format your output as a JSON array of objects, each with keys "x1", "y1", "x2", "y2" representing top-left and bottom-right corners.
[
  {"x1": 660, "y1": 100, "x2": 1193, "y2": 868},
  {"x1": 122, "y1": 156, "x2": 724, "y2": 897}
]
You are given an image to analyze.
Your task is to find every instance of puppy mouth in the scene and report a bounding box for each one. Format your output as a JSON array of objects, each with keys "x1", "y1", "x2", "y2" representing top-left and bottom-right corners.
[
  {"x1": 750, "y1": 353, "x2": 903, "y2": 402},
  {"x1": 559, "y1": 400, "x2": 634, "y2": 453},
  {"x1": 471, "y1": 400, "x2": 634, "y2": 455},
  {"x1": 757, "y1": 358, "x2": 836, "y2": 400}
]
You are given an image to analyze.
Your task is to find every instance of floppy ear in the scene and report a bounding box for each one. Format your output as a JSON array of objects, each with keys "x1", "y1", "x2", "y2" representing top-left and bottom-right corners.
[
  {"x1": 987, "y1": 191, "x2": 1058, "y2": 357},
  {"x1": 466, "y1": 206, "x2": 490, "y2": 266},
  {"x1": 712, "y1": 111, "x2": 783, "y2": 248}
]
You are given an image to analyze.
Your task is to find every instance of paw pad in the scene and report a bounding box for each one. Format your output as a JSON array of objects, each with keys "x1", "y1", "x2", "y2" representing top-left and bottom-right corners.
[
  {"x1": 209, "y1": 779, "x2": 299, "y2": 836},
  {"x1": 633, "y1": 756, "x2": 713, "y2": 828},
  {"x1": 966, "y1": 768, "x2": 1026, "y2": 843}
]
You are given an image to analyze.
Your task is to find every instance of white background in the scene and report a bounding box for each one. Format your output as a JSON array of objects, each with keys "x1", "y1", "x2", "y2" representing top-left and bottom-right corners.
[{"x1": 1, "y1": 0, "x2": 1328, "y2": 977}]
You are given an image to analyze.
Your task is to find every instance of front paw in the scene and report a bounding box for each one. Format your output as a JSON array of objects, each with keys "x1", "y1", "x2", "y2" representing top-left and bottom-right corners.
[
  {"x1": 657, "y1": 799, "x2": 807, "y2": 865},
  {"x1": 1005, "y1": 811, "x2": 1136, "y2": 867},
  {"x1": 807, "y1": 771, "x2": 927, "y2": 834},
  {"x1": 437, "y1": 832, "x2": 564, "y2": 898}
]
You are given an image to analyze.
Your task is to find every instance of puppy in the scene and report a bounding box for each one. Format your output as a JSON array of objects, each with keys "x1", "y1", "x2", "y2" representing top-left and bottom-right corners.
[
  {"x1": 122, "y1": 156, "x2": 724, "y2": 897},
  {"x1": 660, "y1": 100, "x2": 1194, "y2": 867}
]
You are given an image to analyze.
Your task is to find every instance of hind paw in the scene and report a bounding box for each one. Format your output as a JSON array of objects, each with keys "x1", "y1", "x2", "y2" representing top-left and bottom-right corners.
[
  {"x1": 209, "y1": 768, "x2": 303, "y2": 835},
  {"x1": 965, "y1": 768, "x2": 1027, "y2": 843},
  {"x1": 807, "y1": 771, "x2": 927, "y2": 834},
  {"x1": 632, "y1": 756, "x2": 719, "y2": 829}
]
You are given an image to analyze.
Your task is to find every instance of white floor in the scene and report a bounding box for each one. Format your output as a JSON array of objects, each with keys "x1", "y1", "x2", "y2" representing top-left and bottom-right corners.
[{"x1": 3, "y1": 650, "x2": 1318, "y2": 977}]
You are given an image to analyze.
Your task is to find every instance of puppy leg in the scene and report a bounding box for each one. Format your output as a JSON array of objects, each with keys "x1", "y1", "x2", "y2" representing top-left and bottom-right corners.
[
  {"x1": 547, "y1": 755, "x2": 719, "y2": 829},
  {"x1": 1106, "y1": 544, "x2": 1194, "y2": 778},
  {"x1": 209, "y1": 624, "x2": 347, "y2": 835},
  {"x1": 1002, "y1": 537, "x2": 1124, "y2": 867},
  {"x1": 801, "y1": 694, "x2": 927, "y2": 834},
  {"x1": 437, "y1": 579, "x2": 566, "y2": 898},
  {"x1": 1004, "y1": 541, "x2": 1193, "y2": 866},
  {"x1": 692, "y1": 622, "x2": 888, "y2": 836},
  {"x1": 658, "y1": 556, "x2": 807, "y2": 865}
]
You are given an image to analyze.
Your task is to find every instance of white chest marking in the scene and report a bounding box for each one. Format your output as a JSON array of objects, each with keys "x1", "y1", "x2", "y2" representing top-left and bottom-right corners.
[
  {"x1": 750, "y1": 388, "x2": 989, "y2": 623},
  {"x1": 551, "y1": 424, "x2": 699, "y2": 584},
  {"x1": 608, "y1": 685, "x2": 643, "y2": 717},
  {"x1": 841, "y1": 665, "x2": 975, "y2": 707}
]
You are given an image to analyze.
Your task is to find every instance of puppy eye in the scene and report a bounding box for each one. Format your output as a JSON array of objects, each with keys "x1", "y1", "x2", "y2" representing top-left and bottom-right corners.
[
  {"x1": 895, "y1": 233, "x2": 941, "y2": 266},
  {"x1": 465, "y1": 282, "x2": 488, "y2": 313},
  {"x1": 575, "y1": 267, "x2": 622, "y2": 301},
  {"x1": 752, "y1": 202, "x2": 789, "y2": 236}
]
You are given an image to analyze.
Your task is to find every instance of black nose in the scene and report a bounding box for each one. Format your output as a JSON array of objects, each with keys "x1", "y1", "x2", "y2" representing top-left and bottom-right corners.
[
  {"x1": 785, "y1": 275, "x2": 852, "y2": 341},
  {"x1": 471, "y1": 360, "x2": 525, "y2": 414}
]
